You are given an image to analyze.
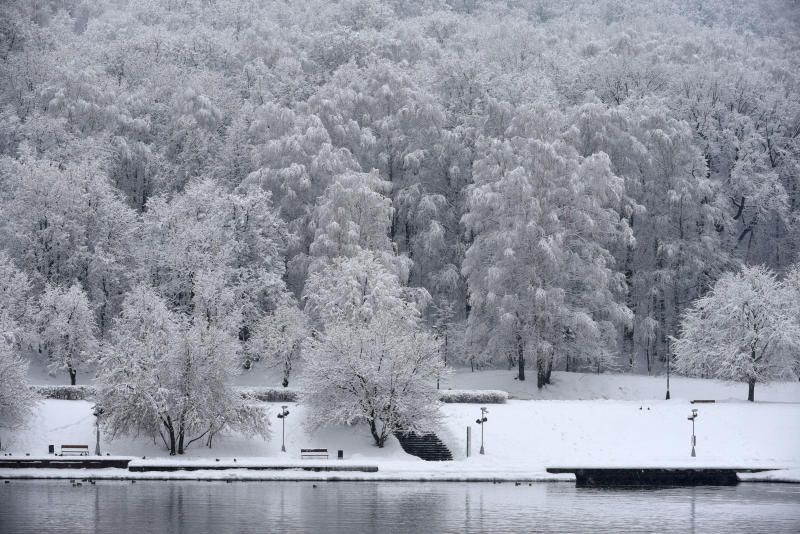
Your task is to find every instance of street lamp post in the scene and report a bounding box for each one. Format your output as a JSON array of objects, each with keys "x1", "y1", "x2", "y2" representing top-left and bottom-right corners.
[
  {"x1": 475, "y1": 407, "x2": 488, "y2": 455},
  {"x1": 687, "y1": 409, "x2": 698, "y2": 457},
  {"x1": 93, "y1": 405, "x2": 104, "y2": 456},
  {"x1": 665, "y1": 340, "x2": 671, "y2": 400},
  {"x1": 277, "y1": 405, "x2": 290, "y2": 453}
]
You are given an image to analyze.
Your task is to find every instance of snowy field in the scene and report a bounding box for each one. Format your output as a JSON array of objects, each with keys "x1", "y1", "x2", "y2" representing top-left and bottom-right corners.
[
  {"x1": 3, "y1": 371, "x2": 799, "y2": 482},
  {"x1": 442, "y1": 370, "x2": 800, "y2": 403}
]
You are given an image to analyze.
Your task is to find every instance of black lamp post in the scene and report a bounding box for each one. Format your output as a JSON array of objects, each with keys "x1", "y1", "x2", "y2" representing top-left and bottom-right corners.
[
  {"x1": 665, "y1": 340, "x2": 671, "y2": 400},
  {"x1": 687, "y1": 409, "x2": 698, "y2": 457},
  {"x1": 475, "y1": 407, "x2": 488, "y2": 455},
  {"x1": 277, "y1": 405, "x2": 290, "y2": 453},
  {"x1": 93, "y1": 405, "x2": 104, "y2": 456}
]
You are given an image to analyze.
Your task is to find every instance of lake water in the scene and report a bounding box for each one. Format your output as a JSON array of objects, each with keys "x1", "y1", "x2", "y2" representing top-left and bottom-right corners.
[{"x1": 1, "y1": 480, "x2": 799, "y2": 533}]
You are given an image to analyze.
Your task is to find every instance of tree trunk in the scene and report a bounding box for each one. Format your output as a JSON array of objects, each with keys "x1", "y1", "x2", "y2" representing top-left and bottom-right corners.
[
  {"x1": 517, "y1": 331, "x2": 525, "y2": 381},
  {"x1": 68, "y1": 366, "x2": 76, "y2": 386},
  {"x1": 536, "y1": 356, "x2": 545, "y2": 389},
  {"x1": 748, "y1": 379, "x2": 755, "y2": 402},
  {"x1": 369, "y1": 418, "x2": 385, "y2": 448},
  {"x1": 165, "y1": 419, "x2": 176, "y2": 456},
  {"x1": 177, "y1": 422, "x2": 185, "y2": 455},
  {"x1": 283, "y1": 358, "x2": 290, "y2": 388},
  {"x1": 544, "y1": 355, "x2": 553, "y2": 385}
]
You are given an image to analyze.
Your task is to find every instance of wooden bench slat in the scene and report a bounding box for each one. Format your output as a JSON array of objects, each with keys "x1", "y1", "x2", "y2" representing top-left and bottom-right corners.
[
  {"x1": 61, "y1": 445, "x2": 90, "y2": 457},
  {"x1": 300, "y1": 447, "x2": 329, "y2": 459}
]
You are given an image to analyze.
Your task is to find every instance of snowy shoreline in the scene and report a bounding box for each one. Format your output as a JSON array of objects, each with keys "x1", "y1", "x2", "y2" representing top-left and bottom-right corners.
[
  {"x1": 5, "y1": 374, "x2": 798, "y2": 489},
  {"x1": 1, "y1": 467, "x2": 798, "y2": 484}
]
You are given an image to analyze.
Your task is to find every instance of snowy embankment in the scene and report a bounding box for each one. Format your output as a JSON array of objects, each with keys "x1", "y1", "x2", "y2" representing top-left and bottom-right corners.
[{"x1": 3, "y1": 373, "x2": 799, "y2": 482}]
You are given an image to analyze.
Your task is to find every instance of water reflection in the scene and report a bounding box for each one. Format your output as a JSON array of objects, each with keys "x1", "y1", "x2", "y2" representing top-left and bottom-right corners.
[{"x1": 1, "y1": 480, "x2": 798, "y2": 533}]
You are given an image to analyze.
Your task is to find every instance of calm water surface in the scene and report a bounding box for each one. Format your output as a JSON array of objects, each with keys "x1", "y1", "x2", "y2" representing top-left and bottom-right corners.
[{"x1": 1, "y1": 480, "x2": 799, "y2": 533}]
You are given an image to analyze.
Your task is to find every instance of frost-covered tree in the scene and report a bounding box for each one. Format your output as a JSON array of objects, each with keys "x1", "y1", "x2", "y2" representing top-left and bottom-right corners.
[
  {"x1": 0, "y1": 341, "x2": 38, "y2": 450},
  {"x1": 301, "y1": 311, "x2": 444, "y2": 447},
  {"x1": 673, "y1": 266, "x2": 800, "y2": 401},
  {"x1": 303, "y1": 250, "x2": 424, "y2": 328},
  {"x1": 1, "y1": 0, "x2": 800, "y2": 380},
  {"x1": 0, "y1": 157, "x2": 138, "y2": 337},
  {"x1": 35, "y1": 284, "x2": 97, "y2": 385},
  {"x1": 782, "y1": 264, "x2": 800, "y2": 378},
  {"x1": 97, "y1": 286, "x2": 268, "y2": 455},
  {"x1": 248, "y1": 302, "x2": 310, "y2": 386},
  {"x1": 0, "y1": 252, "x2": 31, "y2": 346},
  {"x1": 463, "y1": 130, "x2": 630, "y2": 385},
  {"x1": 308, "y1": 171, "x2": 394, "y2": 265},
  {"x1": 141, "y1": 179, "x2": 288, "y2": 339}
]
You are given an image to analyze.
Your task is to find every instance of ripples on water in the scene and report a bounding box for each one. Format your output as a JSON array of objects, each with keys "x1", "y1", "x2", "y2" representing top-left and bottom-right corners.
[{"x1": 1, "y1": 480, "x2": 799, "y2": 533}]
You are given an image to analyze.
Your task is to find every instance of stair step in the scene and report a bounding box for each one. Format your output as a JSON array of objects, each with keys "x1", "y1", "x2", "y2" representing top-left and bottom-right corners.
[{"x1": 395, "y1": 431, "x2": 453, "y2": 462}]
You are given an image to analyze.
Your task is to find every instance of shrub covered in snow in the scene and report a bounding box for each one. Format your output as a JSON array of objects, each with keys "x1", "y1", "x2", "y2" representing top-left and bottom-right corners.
[
  {"x1": 239, "y1": 387, "x2": 299, "y2": 403},
  {"x1": 438, "y1": 389, "x2": 508, "y2": 404},
  {"x1": 31, "y1": 385, "x2": 96, "y2": 400}
]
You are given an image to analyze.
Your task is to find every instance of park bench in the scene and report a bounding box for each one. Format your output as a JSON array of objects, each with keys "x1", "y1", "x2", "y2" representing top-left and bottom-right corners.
[
  {"x1": 60, "y1": 445, "x2": 90, "y2": 456},
  {"x1": 300, "y1": 448, "x2": 328, "y2": 460}
]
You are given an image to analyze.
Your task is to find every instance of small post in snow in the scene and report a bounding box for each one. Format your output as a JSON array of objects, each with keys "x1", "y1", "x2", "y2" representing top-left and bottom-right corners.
[
  {"x1": 466, "y1": 426, "x2": 471, "y2": 458},
  {"x1": 277, "y1": 405, "x2": 290, "y2": 453},
  {"x1": 475, "y1": 407, "x2": 488, "y2": 455},
  {"x1": 687, "y1": 409, "x2": 698, "y2": 457}
]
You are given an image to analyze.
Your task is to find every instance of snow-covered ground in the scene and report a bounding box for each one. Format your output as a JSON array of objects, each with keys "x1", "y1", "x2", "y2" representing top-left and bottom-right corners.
[
  {"x1": 3, "y1": 378, "x2": 798, "y2": 482},
  {"x1": 441, "y1": 369, "x2": 800, "y2": 402},
  {"x1": 30, "y1": 363, "x2": 800, "y2": 405}
]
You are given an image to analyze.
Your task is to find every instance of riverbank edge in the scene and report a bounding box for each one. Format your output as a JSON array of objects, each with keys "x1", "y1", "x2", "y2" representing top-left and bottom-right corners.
[
  {"x1": 1, "y1": 468, "x2": 798, "y2": 484},
  {"x1": 0, "y1": 468, "x2": 571, "y2": 483}
]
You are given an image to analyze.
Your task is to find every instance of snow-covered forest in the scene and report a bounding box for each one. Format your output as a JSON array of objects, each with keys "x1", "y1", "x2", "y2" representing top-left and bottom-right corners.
[{"x1": 1, "y1": 0, "x2": 799, "y2": 398}]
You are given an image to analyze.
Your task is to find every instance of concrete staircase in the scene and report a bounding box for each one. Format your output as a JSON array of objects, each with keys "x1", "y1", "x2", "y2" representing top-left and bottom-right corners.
[{"x1": 394, "y1": 431, "x2": 453, "y2": 461}]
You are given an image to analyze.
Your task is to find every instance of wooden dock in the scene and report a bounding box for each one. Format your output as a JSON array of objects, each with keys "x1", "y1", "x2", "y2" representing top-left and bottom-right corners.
[
  {"x1": 0, "y1": 457, "x2": 133, "y2": 469},
  {"x1": 0, "y1": 456, "x2": 377, "y2": 473},
  {"x1": 127, "y1": 463, "x2": 379, "y2": 473},
  {"x1": 546, "y1": 467, "x2": 777, "y2": 486}
]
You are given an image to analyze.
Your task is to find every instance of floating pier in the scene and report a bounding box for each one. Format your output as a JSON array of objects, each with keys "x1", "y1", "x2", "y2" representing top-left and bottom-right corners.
[
  {"x1": 0, "y1": 457, "x2": 133, "y2": 469},
  {"x1": 127, "y1": 462, "x2": 378, "y2": 473},
  {"x1": 546, "y1": 467, "x2": 777, "y2": 486}
]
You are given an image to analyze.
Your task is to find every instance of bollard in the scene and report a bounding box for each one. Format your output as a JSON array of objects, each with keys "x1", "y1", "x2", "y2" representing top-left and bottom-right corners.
[{"x1": 337, "y1": 450, "x2": 344, "y2": 460}]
